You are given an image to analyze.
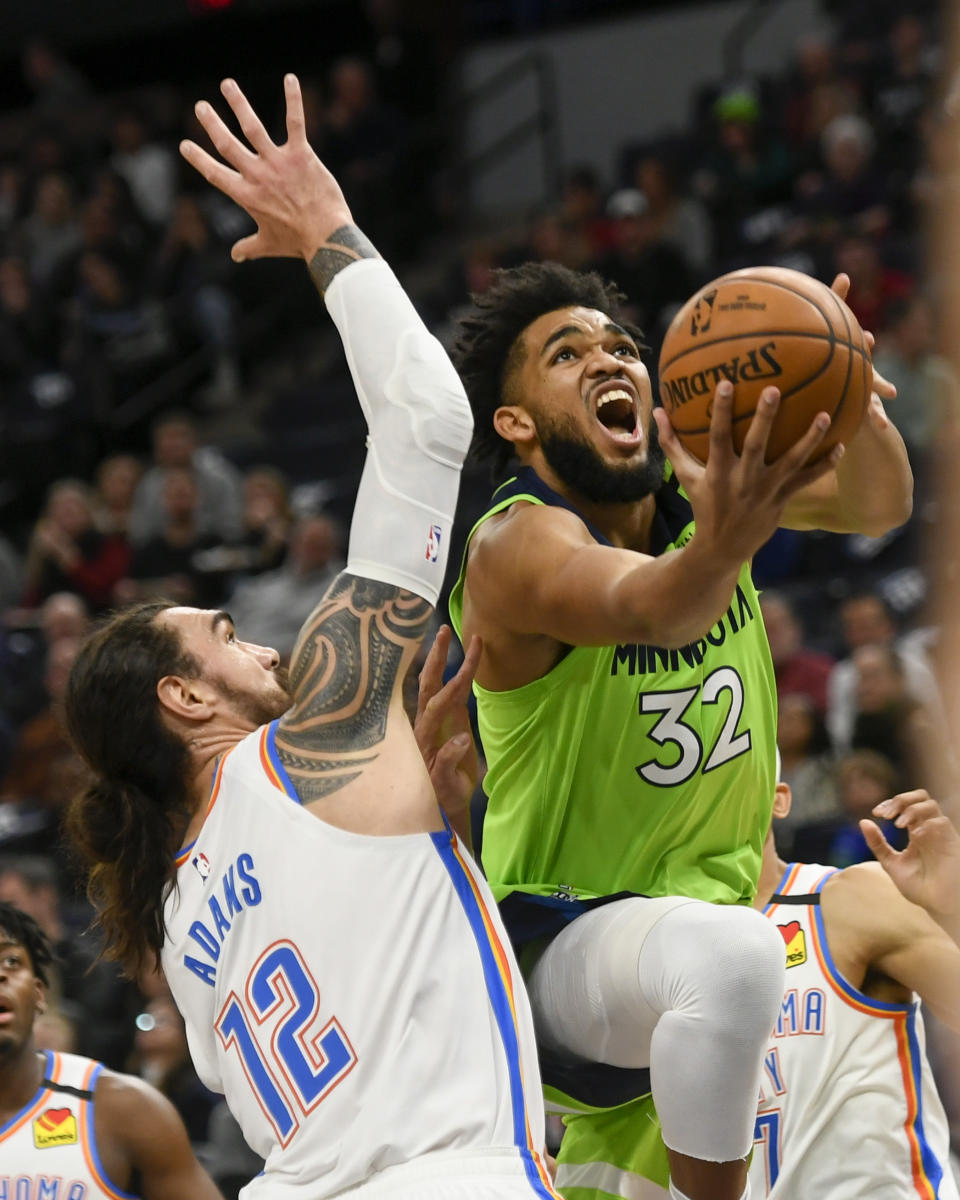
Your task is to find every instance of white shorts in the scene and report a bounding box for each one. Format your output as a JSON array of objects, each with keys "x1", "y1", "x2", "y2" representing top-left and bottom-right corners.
[{"x1": 331, "y1": 1150, "x2": 560, "y2": 1199}]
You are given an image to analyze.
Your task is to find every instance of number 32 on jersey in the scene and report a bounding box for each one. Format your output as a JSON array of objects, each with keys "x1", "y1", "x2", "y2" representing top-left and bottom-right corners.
[
  {"x1": 216, "y1": 939, "x2": 358, "y2": 1144},
  {"x1": 636, "y1": 666, "x2": 752, "y2": 786}
]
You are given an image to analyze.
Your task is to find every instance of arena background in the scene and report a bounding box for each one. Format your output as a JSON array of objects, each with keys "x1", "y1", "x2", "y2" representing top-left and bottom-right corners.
[{"x1": 0, "y1": 0, "x2": 955, "y2": 1191}]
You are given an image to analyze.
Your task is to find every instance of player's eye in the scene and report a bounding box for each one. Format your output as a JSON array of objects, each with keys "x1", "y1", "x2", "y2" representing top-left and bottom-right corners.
[
  {"x1": 614, "y1": 342, "x2": 637, "y2": 357},
  {"x1": 551, "y1": 346, "x2": 576, "y2": 364},
  {"x1": 2, "y1": 953, "x2": 22, "y2": 969}
]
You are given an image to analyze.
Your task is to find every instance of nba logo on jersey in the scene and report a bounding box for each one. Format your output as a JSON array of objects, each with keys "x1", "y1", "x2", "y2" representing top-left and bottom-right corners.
[
  {"x1": 778, "y1": 920, "x2": 807, "y2": 968},
  {"x1": 193, "y1": 852, "x2": 211, "y2": 881},
  {"x1": 34, "y1": 1106, "x2": 78, "y2": 1148},
  {"x1": 425, "y1": 523, "x2": 442, "y2": 563}
]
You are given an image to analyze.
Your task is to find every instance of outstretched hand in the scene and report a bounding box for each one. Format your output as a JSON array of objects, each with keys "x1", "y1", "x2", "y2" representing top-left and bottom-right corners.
[
  {"x1": 180, "y1": 74, "x2": 352, "y2": 262},
  {"x1": 414, "y1": 627, "x2": 482, "y2": 838},
  {"x1": 862, "y1": 791, "x2": 960, "y2": 931},
  {"x1": 653, "y1": 380, "x2": 842, "y2": 565}
]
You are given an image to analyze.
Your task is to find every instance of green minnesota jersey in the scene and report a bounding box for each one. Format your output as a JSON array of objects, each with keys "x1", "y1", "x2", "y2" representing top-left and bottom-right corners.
[{"x1": 449, "y1": 465, "x2": 778, "y2": 908}]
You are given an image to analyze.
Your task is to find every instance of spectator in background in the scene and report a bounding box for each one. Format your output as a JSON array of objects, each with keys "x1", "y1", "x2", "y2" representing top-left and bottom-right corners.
[
  {"x1": 826, "y1": 589, "x2": 941, "y2": 751},
  {"x1": 191, "y1": 464, "x2": 293, "y2": 591},
  {"x1": 832, "y1": 231, "x2": 913, "y2": 333},
  {"x1": 128, "y1": 409, "x2": 244, "y2": 546},
  {"x1": 0, "y1": 634, "x2": 88, "y2": 820},
  {"x1": 0, "y1": 592, "x2": 89, "y2": 733},
  {"x1": 0, "y1": 855, "x2": 139, "y2": 1070},
  {"x1": 799, "y1": 114, "x2": 892, "y2": 242},
  {"x1": 120, "y1": 467, "x2": 223, "y2": 607},
  {"x1": 131, "y1": 992, "x2": 218, "y2": 1147},
  {"x1": 152, "y1": 194, "x2": 241, "y2": 407},
  {"x1": 22, "y1": 479, "x2": 131, "y2": 611},
  {"x1": 14, "y1": 170, "x2": 83, "y2": 288},
  {"x1": 868, "y1": 13, "x2": 937, "y2": 181},
  {"x1": 848, "y1": 641, "x2": 948, "y2": 794},
  {"x1": 632, "y1": 148, "x2": 714, "y2": 274},
  {"x1": 871, "y1": 293, "x2": 960, "y2": 486},
  {"x1": 0, "y1": 536, "x2": 22, "y2": 611},
  {"x1": 594, "y1": 187, "x2": 691, "y2": 351},
  {"x1": 558, "y1": 165, "x2": 616, "y2": 259},
  {"x1": 225, "y1": 512, "x2": 343, "y2": 661},
  {"x1": 776, "y1": 692, "x2": 842, "y2": 860},
  {"x1": 759, "y1": 589, "x2": 835, "y2": 714},
  {"x1": 110, "y1": 108, "x2": 177, "y2": 227},
  {"x1": 94, "y1": 452, "x2": 143, "y2": 537},
  {"x1": 21, "y1": 39, "x2": 91, "y2": 115},
  {"x1": 0, "y1": 255, "x2": 62, "y2": 383},
  {"x1": 780, "y1": 33, "x2": 861, "y2": 154},
  {"x1": 828, "y1": 748, "x2": 903, "y2": 867}
]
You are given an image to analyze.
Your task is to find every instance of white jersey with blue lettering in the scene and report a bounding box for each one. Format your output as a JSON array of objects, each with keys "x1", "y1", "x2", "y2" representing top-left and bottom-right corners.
[
  {"x1": 750, "y1": 861, "x2": 958, "y2": 1200},
  {"x1": 160, "y1": 721, "x2": 559, "y2": 1200},
  {"x1": 0, "y1": 1050, "x2": 137, "y2": 1200}
]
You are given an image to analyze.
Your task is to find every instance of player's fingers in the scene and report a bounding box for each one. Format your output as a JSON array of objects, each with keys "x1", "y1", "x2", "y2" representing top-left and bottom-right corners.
[
  {"x1": 417, "y1": 624, "x2": 450, "y2": 700},
  {"x1": 874, "y1": 789, "x2": 933, "y2": 820},
  {"x1": 830, "y1": 272, "x2": 851, "y2": 301},
  {"x1": 653, "y1": 407, "x2": 703, "y2": 482},
  {"x1": 283, "y1": 73, "x2": 307, "y2": 145},
  {"x1": 221, "y1": 77, "x2": 276, "y2": 156},
  {"x1": 894, "y1": 799, "x2": 944, "y2": 829},
  {"x1": 738, "y1": 386, "x2": 781, "y2": 464},
  {"x1": 871, "y1": 360, "x2": 897, "y2": 400},
  {"x1": 194, "y1": 99, "x2": 259, "y2": 172},
  {"x1": 180, "y1": 139, "x2": 247, "y2": 202},
  {"x1": 706, "y1": 380, "x2": 736, "y2": 462},
  {"x1": 230, "y1": 233, "x2": 267, "y2": 263},
  {"x1": 860, "y1": 818, "x2": 899, "y2": 866}
]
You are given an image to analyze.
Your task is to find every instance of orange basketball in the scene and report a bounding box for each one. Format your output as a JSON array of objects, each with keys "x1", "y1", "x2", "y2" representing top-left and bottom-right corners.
[{"x1": 657, "y1": 266, "x2": 871, "y2": 464}]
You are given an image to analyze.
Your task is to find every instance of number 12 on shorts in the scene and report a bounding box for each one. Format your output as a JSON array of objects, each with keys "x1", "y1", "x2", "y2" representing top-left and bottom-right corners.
[{"x1": 216, "y1": 939, "x2": 358, "y2": 1145}]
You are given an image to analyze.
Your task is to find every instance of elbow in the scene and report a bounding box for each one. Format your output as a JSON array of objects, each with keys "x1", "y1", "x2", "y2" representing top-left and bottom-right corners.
[{"x1": 860, "y1": 489, "x2": 913, "y2": 539}]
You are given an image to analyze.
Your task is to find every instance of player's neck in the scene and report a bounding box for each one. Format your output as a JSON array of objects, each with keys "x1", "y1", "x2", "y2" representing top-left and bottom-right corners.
[
  {"x1": 0, "y1": 1045, "x2": 45, "y2": 1120},
  {"x1": 754, "y1": 839, "x2": 789, "y2": 909},
  {"x1": 182, "y1": 723, "x2": 252, "y2": 833},
  {"x1": 528, "y1": 457, "x2": 657, "y2": 550}
]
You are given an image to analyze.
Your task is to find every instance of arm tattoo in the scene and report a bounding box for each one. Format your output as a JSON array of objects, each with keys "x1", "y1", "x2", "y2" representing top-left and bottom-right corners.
[
  {"x1": 274, "y1": 573, "x2": 431, "y2": 802},
  {"x1": 308, "y1": 225, "x2": 379, "y2": 297}
]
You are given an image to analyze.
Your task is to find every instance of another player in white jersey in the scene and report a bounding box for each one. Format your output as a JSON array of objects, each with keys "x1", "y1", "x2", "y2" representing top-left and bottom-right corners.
[
  {"x1": 750, "y1": 785, "x2": 960, "y2": 1198},
  {"x1": 0, "y1": 900, "x2": 223, "y2": 1200},
  {"x1": 64, "y1": 74, "x2": 560, "y2": 1200}
]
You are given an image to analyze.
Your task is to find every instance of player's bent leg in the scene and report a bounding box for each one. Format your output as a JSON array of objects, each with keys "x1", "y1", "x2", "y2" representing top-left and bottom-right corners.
[{"x1": 528, "y1": 897, "x2": 784, "y2": 1200}]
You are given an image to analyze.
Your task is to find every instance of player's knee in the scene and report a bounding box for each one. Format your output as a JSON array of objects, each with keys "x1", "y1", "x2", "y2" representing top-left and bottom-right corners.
[{"x1": 668, "y1": 905, "x2": 785, "y2": 1045}]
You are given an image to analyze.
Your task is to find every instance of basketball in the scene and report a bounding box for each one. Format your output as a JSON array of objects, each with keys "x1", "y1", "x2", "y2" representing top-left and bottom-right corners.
[{"x1": 657, "y1": 266, "x2": 872, "y2": 464}]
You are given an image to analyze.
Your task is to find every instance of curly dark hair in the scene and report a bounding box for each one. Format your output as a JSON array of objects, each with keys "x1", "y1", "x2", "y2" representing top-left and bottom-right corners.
[
  {"x1": 0, "y1": 900, "x2": 54, "y2": 987},
  {"x1": 451, "y1": 261, "x2": 644, "y2": 477}
]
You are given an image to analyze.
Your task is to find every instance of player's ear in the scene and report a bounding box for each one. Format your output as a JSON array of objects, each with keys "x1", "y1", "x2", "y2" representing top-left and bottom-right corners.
[
  {"x1": 493, "y1": 404, "x2": 538, "y2": 448},
  {"x1": 157, "y1": 673, "x2": 217, "y2": 722},
  {"x1": 772, "y1": 780, "x2": 792, "y2": 820},
  {"x1": 35, "y1": 979, "x2": 46, "y2": 1015}
]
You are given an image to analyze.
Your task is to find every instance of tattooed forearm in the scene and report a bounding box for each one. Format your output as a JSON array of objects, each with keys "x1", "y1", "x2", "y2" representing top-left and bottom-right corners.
[
  {"x1": 308, "y1": 225, "x2": 379, "y2": 297},
  {"x1": 275, "y1": 573, "x2": 431, "y2": 801}
]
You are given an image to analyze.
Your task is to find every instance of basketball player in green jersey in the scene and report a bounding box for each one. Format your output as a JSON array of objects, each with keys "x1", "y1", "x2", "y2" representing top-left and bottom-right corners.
[{"x1": 448, "y1": 262, "x2": 912, "y2": 1200}]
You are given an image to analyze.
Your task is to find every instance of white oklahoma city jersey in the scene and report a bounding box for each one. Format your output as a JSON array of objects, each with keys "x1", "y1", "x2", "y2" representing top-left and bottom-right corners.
[
  {"x1": 750, "y1": 862, "x2": 958, "y2": 1200},
  {"x1": 0, "y1": 1050, "x2": 136, "y2": 1199},
  {"x1": 160, "y1": 721, "x2": 559, "y2": 1200}
]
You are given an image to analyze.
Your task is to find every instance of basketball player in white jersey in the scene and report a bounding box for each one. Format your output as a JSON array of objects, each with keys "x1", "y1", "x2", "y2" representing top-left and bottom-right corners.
[
  {"x1": 64, "y1": 74, "x2": 560, "y2": 1200},
  {"x1": 0, "y1": 899, "x2": 224, "y2": 1199},
  {"x1": 750, "y1": 784, "x2": 960, "y2": 1198}
]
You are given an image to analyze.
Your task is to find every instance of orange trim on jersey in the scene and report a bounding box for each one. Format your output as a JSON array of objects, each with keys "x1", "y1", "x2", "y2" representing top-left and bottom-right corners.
[
  {"x1": 174, "y1": 748, "x2": 233, "y2": 868},
  {"x1": 78, "y1": 1061, "x2": 138, "y2": 1200},
  {"x1": 764, "y1": 863, "x2": 803, "y2": 919},
  {"x1": 258, "y1": 725, "x2": 295, "y2": 798},
  {"x1": 447, "y1": 836, "x2": 564, "y2": 1200},
  {"x1": 893, "y1": 1016, "x2": 937, "y2": 1200},
  {"x1": 808, "y1": 907, "x2": 906, "y2": 1020},
  {"x1": 0, "y1": 1053, "x2": 62, "y2": 1142}
]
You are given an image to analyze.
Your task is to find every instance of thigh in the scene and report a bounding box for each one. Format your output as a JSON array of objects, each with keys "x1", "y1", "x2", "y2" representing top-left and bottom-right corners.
[{"x1": 526, "y1": 896, "x2": 700, "y2": 1067}]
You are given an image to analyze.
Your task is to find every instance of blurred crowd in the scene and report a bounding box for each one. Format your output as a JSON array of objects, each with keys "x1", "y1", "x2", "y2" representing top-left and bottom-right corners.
[{"x1": 1, "y1": 0, "x2": 958, "y2": 1180}]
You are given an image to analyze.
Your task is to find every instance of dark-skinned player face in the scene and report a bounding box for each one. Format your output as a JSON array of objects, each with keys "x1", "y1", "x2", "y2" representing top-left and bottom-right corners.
[
  {"x1": 0, "y1": 931, "x2": 43, "y2": 1060},
  {"x1": 509, "y1": 306, "x2": 665, "y2": 504}
]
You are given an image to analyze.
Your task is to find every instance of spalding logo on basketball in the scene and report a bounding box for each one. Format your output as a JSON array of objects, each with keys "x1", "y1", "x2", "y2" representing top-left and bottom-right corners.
[{"x1": 658, "y1": 266, "x2": 871, "y2": 464}]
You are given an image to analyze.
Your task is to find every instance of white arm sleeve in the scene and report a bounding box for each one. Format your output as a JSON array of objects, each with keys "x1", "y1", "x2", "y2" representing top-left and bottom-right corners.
[{"x1": 325, "y1": 258, "x2": 473, "y2": 607}]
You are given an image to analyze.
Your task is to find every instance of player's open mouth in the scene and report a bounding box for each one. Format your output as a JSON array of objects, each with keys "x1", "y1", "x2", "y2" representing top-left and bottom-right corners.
[{"x1": 594, "y1": 386, "x2": 641, "y2": 445}]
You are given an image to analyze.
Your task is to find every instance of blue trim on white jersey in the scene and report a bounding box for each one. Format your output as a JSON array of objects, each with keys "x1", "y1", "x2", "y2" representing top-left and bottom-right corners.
[
  {"x1": 0, "y1": 1050, "x2": 52, "y2": 1136},
  {"x1": 84, "y1": 1062, "x2": 140, "y2": 1199},
  {"x1": 266, "y1": 719, "x2": 303, "y2": 804},
  {"x1": 430, "y1": 831, "x2": 555, "y2": 1199},
  {"x1": 906, "y1": 1006, "x2": 945, "y2": 1196}
]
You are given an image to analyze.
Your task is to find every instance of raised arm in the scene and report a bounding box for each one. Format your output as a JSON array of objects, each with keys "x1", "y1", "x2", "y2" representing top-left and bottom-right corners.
[
  {"x1": 183, "y1": 76, "x2": 472, "y2": 805},
  {"x1": 820, "y1": 791, "x2": 960, "y2": 1031}
]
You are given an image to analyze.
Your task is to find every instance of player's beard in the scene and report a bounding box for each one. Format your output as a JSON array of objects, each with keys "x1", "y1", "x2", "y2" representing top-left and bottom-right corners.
[
  {"x1": 212, "y1": 666, "x2": 292, "y2": 727},
  {"x1": 537, "y1": 410, "x2": 666, "y2": 504}
]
